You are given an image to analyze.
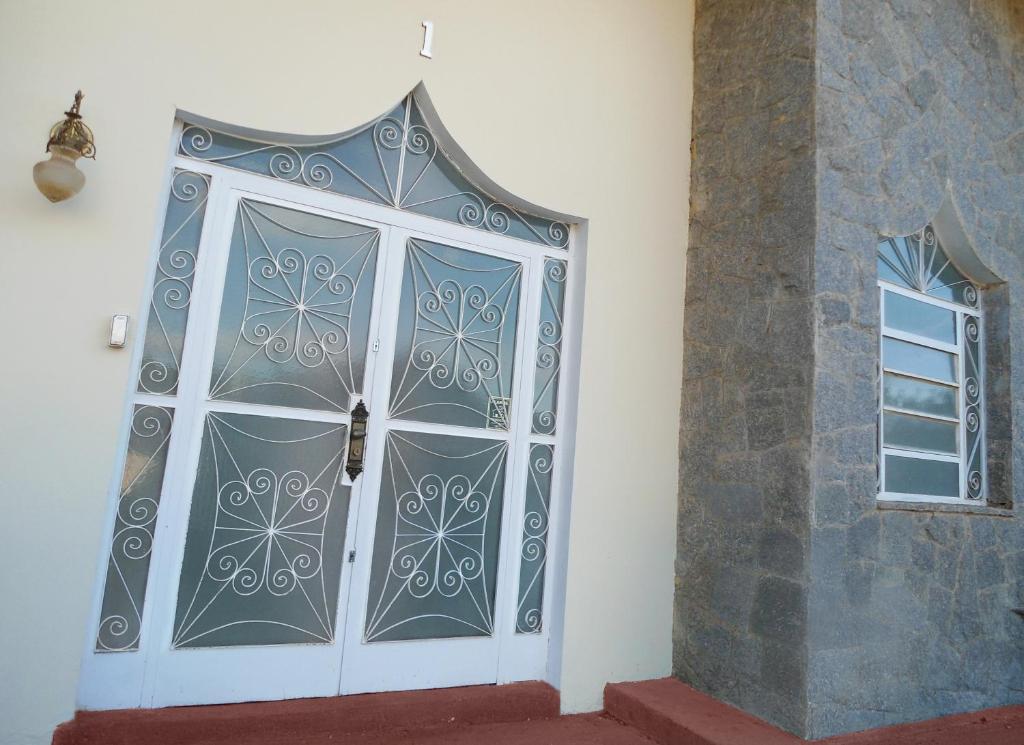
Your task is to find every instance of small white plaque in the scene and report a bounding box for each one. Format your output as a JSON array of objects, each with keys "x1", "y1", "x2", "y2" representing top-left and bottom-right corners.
[{"x1": 109, "y1": 314, "x2": 129, "y2": 348}]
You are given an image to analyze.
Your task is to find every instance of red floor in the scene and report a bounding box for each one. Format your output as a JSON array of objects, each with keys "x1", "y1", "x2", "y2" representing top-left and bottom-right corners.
[{"x1": 53, "y1": 678, "x2": 1024, "y2": 745}]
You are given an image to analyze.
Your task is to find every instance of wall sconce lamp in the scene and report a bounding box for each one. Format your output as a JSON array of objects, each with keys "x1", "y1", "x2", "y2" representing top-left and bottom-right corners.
[{"x1": 33, "y1": 90, "x2": 95, "y2": 203}]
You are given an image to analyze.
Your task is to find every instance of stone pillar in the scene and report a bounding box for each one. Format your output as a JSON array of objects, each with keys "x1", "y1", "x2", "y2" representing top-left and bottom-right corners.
[{"x1": 674, "y1": 0, "x2": 817, "y2": 735}]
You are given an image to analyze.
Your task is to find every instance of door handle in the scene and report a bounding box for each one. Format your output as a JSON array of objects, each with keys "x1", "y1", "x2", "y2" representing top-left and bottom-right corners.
[{"x1": 345, "y1": 400, "x2": 369, "y2": 481}]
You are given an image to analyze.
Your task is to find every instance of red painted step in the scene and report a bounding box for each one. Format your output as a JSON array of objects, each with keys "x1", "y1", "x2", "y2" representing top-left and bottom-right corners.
[
  {"x1": 605, "y1": 678, "x2": 1024, "y2": 745},
  {"x1": 605, "y1": 678, "x2": 801, "y2": 745},
  {"x1": 52, "y1": 681, "x2": 561, "y2": 745}
]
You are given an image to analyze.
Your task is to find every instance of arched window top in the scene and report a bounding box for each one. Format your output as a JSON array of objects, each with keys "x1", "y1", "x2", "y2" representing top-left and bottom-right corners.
[
  {"x1": 176, "y1": 84, "x2": 574, "y2": 249},
  {"x1": 877, "y1": 225, "x2": 980, "y2": 309}
]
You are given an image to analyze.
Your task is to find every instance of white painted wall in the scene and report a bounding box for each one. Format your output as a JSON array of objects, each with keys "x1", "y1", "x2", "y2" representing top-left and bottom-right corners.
[{"x1": 0, "y1": 1, "x2": 693, "y2": 742}]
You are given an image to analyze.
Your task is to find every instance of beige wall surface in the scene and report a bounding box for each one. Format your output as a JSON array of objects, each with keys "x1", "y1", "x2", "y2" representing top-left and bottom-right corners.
[{"x1": 0, "y1": 1, "x2": 693, "y2": 742}]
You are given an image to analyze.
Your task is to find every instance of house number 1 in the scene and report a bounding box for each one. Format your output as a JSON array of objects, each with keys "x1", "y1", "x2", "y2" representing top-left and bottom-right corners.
[{"x1": 420, "y1": 20, "x2": 434, "y2": 58}]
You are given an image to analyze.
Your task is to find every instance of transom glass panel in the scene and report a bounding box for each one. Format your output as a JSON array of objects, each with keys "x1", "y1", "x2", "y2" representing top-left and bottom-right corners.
[
  {"x1": 177, "y1": 93, "x2": 569, "y2": 249},
  {"x1": 877, "y1": 225, "x2": 979, "y2": 308}
]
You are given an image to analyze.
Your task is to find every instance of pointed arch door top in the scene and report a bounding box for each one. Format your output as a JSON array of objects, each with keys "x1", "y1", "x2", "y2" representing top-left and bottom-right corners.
[{"x1": 176, "y1": 84, "x2": 574, "y2": 249}]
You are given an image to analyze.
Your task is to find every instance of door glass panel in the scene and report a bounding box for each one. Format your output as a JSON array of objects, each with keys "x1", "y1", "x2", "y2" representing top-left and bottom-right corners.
[
  {"x1": 882, "y1": 338, "x2": 957, "y2": 383},
  {"x1": 172, "y1": 412, "x2": 349, "y2": 648},
  {"x1": 364, "y1": 430, "x2": 508, "y2": 642},
  {"x1": 885, "y1": 454, "x2": 959, "y2": 497},
  {"x1": 883, "y1": 291, "x2": 956, "y2": 344},
  {"x1": 882, "y1": 374, "x2": 957, "y2": 418},
  {"x1": 95, "y1": 405, "x2": 174, "y2": 651},
  {"x1": 883, "y1": 412, "x2": 958, "y2": 455},
  {"x1": 138, "y1": 170, "x2": 211, "y2": 395},
  {"x1": 209, "y1": 199, "x2": 380, "y2": 412},
  {"x1": 532, "y1": 259, "x2": 567, "y2": 434},
  {"x1": 516, "y1": 444, "x2": 553, "y2": 634},
  {"x1": 388, "y1": 238, "x2": 522, "y2": 429}
]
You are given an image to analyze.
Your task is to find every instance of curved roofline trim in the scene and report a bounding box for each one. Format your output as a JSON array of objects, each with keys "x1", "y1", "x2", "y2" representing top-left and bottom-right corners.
[{"x1": 175, "y1": 82, "x2": 582, "y2": 230}]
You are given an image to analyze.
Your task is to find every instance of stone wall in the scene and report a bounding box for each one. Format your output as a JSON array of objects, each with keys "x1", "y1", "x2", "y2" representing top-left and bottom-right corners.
[
  {"x1": 809, "y1": 0, "x2": 1024, "y2": 737},
  {"x1": 678, "y1": 0, "x2": 1024, "y2": 738},
  {"x1": 674, "y1": 0, "x2": 817, "y2": 734}
]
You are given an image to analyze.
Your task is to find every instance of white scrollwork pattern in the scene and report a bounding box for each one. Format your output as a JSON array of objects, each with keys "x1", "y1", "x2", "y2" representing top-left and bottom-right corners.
[
  {"x1": 516, "y1": 444, "x2": 554, "y2": 634},
  {"x1": 389, "y1": 239, "x2": 522, "y2": 428},
  {"x1": 95, "y1": 405, "x2": 174, "y2": 651},
  {"x1": 365, "y1": 431, "x2": 508, "y2": 642},
  {"x1": 209, "y1": 200, "x2": 379, "y2": 412},
  {"x1": 533, "y1": 259, "x2": 567, "y2": 434},
  {"x1": 172, "y1": 413, "x2": 348, "y2": 648},
  {"x1": 203, "y1": 469, "x2": 328, "y2": 598},
  {"x1": 138, "y1": 170, "x2": 210, "y2": 395},
  {"x1": 963, "y1": 315, "x2": 985, "y2": 500},
  {"x1": 177, "y1": 95, "x2": 570, "y2": 249},
  {"x1": 877, "y1": 225, "x2": 980, "y2": 308}
]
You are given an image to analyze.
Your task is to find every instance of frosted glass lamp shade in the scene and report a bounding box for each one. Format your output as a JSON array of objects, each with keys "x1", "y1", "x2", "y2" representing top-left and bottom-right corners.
[{"x1": 33, "y1": 145, "x2": 86, "y2": 202}]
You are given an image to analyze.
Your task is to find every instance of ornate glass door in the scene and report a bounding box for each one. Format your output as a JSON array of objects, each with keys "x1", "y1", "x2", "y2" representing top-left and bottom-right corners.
[
  {"x1": 142, "y1": 192, "x2": 389, "y2": 706},
  {"x1": 82, "y1": 150, "x2": 574, "y2": 710},
  {"x1": 339, "y1": 231, "x2": 531, "y2": 694}
]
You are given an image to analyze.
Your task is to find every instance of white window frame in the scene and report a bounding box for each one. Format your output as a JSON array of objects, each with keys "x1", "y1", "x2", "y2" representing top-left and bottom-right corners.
[{"x1": 877, "y1": 280, "x2": 985, "y2": 504}]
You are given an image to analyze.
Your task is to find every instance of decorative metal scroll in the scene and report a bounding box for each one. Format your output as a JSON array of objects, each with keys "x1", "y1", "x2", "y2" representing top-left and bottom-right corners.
[
  {"x1": 364, "y1": 430, "x2": 507, "y2": 642},
  {"x1": 963, "y1": 314, "x2": 984, "y2": 499},
  {"x1": 95, "y1": 405, "x2": 174, "y2": 651},
  {"x1": 137, "y1": 170, "x2": 211, "y2": 395},
  {"x1": 532, "y1": 259, "x2": 567, "y2": 434},
  {"x1": 516, "y1": 444, "x2": 553, "y2": 634},
  {"x1": 208, "y1": 199, "x2": 380, "y2": 412},
  {"x1": 177, "y1": 94, "x2": 569, "y2": 249},
  {"x1": 388, "y1": 238, "x2": 522, "y2": 429},
  {"x1": 877, "y1": 225, "x2": 979, "y2": 308},
  {"x1": 172, "y1": 412, "x2": 349, "y2": 648}
]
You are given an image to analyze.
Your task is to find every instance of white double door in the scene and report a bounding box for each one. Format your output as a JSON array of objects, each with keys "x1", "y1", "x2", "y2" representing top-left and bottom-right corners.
[{"x1": 134, "y1": 176, "x2": 547, "y2": 707}]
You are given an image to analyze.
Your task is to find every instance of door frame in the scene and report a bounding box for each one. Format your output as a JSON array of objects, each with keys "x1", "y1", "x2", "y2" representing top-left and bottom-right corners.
[{"x1": 77, "y1": 118, "x2": 588, "y2": 710}]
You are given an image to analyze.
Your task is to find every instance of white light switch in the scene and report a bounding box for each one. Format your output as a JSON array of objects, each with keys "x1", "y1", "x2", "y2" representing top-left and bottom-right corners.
[{"x1": 109, "y1": 314, "x2": 129, "y2": 348}]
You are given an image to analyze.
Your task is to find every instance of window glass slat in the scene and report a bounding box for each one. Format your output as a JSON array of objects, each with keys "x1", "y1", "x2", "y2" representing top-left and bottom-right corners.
[
  {"x1": 883, "y1": 411, "x2": 958, "y2": 455},
  {"x1": 883, "y1": 291, "x2": 957, "y2": 344},
  {"x1": 885, "y1": 454, "x2": 959, "y2": 498},
  {"x1": 883, "y1": 374, "x2": 957, "y2": 419},
  {"x1": 882, "y1": 337, "x2": 957, "y2": 384}
]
